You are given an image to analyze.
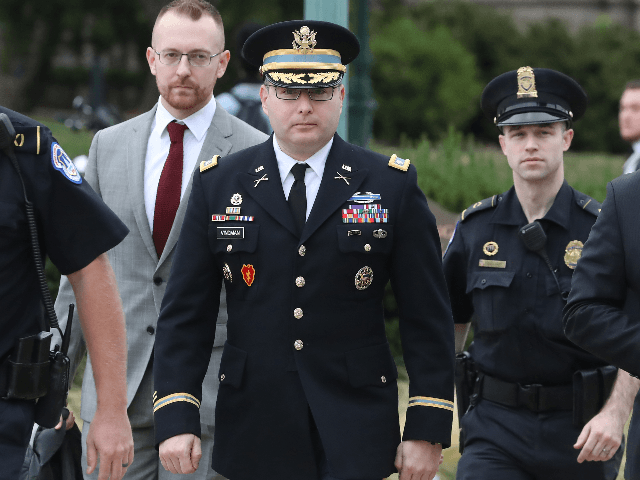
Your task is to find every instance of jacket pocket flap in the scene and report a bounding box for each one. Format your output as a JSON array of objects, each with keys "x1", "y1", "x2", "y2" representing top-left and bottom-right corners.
[
  {"x1": 346, "y1": 342, "x2": 397, "y2": 388},
  {"x1": 212, "y1": 224, "x2": 260, "y2": 253},
  {"x1": 218, "y1": 341, "x2": 247, "y2": 388},
  {"x1": 466, "y1": 270, "x2": 516, "y2": 293}
]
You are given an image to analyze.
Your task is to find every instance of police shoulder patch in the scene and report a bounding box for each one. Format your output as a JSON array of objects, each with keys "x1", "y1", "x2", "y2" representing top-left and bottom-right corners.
[
  {"x1": 388, "y1": 154, "x2": 410, "y2": 172},
  {"x1": 460, "y1": 195, "x2": 499, "y2": 222},
  {"x1": 574, "y1": 190, "x2": 601, "y2": 217},
  {"x1": 51, "y1": 142, "x2": 82, "y2": 184},
  {"x1": 200, "y1": 155, "x2": 220, "y2": 173}
]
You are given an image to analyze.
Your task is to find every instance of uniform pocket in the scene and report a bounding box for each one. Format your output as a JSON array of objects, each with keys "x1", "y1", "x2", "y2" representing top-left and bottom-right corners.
[
  {"x1": 467, "y1": 270, "x2": 516, "y2": 332},
  {"x1": 336, "y1": 224, "x2": 394, "y2": 255},
  {"x1": 346, "y1": 342, "x2": 398, "y2": 388},
  {"x1": 210, "y1": 224, "x2": 260, "y2": 298},
  {"x1": 218, "y1": 341, "x2": 247, "y2": 389}
]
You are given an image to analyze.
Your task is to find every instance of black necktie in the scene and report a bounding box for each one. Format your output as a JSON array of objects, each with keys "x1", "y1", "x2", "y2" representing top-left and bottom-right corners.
[{"x1": 288, "y1": 163, "x2": 309, "y2": 236}]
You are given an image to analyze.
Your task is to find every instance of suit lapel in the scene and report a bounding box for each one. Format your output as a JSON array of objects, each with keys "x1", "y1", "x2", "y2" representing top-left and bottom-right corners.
[
  {"x1": 159, "y1": 103, "x2": 234, "y2": 265},
  {"x1": 128, "y1": 107, "x2": 158, "y2": 263},
  {"x1": 301, "y1": 135, "x2": 368, "y2": 243},
  {"x1": 238, "y1": 139, "x2": 298, "y2": 237}
]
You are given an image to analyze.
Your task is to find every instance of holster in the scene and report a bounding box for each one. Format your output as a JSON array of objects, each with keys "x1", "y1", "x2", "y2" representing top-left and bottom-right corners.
[
  {"x1": 455, "y1": 351, "x2": 478, "y2": 454},
  {"x1": 0, "y1": 331, "x2": 52, "y2": 400},
  {"x1": 573, "y1": 365, "x2": 618, "y2": 428}
]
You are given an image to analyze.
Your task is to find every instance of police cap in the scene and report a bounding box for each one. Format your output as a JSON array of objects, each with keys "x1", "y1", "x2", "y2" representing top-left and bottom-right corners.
[
  {"x1": 481, "y1": 67, "x2": 587, "y2": 127},
  {"x1": 242, "y1": 20, "x2": 359, "y2": 88}
]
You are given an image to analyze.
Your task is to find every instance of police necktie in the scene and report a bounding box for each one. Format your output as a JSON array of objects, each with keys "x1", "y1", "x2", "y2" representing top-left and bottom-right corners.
[
  {"x1": 153, "y1": 121, "x2": 188, "y2": 256},
  {"x1": 288, "y1": 162, "x2": 309, "y2": 236}
]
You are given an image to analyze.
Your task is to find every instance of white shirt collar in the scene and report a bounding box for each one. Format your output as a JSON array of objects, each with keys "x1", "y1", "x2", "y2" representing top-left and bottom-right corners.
[
  {"x1": 273, "y1": 135, "x2": 333, "y2": 184},
  {"x1": 633, "y1": 140, "x2": 640, "y2": 154},
  {"x1": 152, "y1": 95, "x2": 217, "y2": 141}
]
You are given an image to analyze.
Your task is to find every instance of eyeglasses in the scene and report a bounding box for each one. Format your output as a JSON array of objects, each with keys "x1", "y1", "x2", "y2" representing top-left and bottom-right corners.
[
  {"x1": 273, "y1": 86, "x2": 335, "y2": 102},
  {"x1": 153, "y1": 49, "x2": 223, "y2": 67}
]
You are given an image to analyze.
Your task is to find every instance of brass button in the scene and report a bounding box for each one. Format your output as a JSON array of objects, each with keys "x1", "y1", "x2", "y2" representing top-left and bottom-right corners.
[
  {"x1": 295, "y1": 277, "x2": 305, "y2": 287},
  {"x1": 381, "y1": 376, "x2": 387, "y2": 383},
  {"x1": 220, "y1": 374, "x2": 225, "y2": 381},
  {"x1": 294, "y1": 308, "x2": 303, "y2": 319},
  {"x1": 227, "y1": 244, "x2": 232, "y2": 252},
  {"x1": 299, "y1": 245, "x2": 306, "y2": 256},
  {"x1": 364, "y1": 244, "x2": 371, "y2": 252},
  {"x1": 294, "y1": 339, "x2": 304, "y2": 350}
]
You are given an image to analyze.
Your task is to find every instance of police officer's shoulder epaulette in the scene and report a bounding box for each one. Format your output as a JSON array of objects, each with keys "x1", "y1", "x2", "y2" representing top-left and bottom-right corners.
[
  {"x1": 460, "y1": 195, "x2": 499, "y2": 222},
  {"x1": 13, "y1": 125, "x2": 43, "y2": 156},
  {"x1": 574, "y1": 190, "x2": 601, "y2": 217},
  {"x1": 388, "y1": 154, "x2": 410, "y2": 172},
  {"x1": 200, "y1": 155, "x2": 220, "y2": 173}
]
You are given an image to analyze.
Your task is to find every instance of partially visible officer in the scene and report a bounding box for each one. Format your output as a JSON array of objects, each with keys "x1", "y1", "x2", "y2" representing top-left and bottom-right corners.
[
  {"x1": 619, "y1": 80, "x2": 640, "y2": 174},
  {"x1": 443, "y1": 67, "x2": 636, "y2": 480},
  {"x1": 153, "y1": 20, "x2": 455, "y2": 480},
  {"x1": 0, "y1": 106, "x2": 133, "y2": 479}
]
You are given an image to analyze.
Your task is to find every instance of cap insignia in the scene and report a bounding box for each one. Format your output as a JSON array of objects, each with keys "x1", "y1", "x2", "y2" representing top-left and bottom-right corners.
[
  {"x1": 517, "y1": 66, "x2": 537, "y2": 99},
  {"x1": 293, "y1": 26, "x2": 317, "y2": 53}
]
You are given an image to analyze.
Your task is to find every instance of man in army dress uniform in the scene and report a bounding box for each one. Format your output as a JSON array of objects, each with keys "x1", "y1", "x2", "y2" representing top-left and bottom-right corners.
[
  {"x1": 152, "y1": 20, "x2": 455, "y2": 480},
  {"x1": 443, "y1": 68, "x2": 637, "y2": 479}
]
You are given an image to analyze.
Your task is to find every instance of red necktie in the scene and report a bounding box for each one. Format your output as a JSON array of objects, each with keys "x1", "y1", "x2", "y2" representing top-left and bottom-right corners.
[{"x1": 153, "y1": 121, "x2": 188, "y2": 256}]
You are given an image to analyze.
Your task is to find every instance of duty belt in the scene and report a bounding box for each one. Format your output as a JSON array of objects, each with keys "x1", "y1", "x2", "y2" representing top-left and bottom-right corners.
[{"x1": 479, "y1": 373, "x2": 573, "y2": 413}]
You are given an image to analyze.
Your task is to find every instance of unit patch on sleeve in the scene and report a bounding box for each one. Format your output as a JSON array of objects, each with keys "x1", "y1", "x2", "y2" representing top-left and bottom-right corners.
[{"x1": 51, "y1": 142, "x2": 82, "y2": 184}]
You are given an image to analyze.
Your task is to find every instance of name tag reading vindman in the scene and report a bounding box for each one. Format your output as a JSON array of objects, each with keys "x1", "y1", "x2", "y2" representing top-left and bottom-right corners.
[
  {"x1": 479, "y1": 259, "x2": 506, "y2": 268},
  {"x1": 217, "y1": 227, "x2": 245, "y2": 240}
]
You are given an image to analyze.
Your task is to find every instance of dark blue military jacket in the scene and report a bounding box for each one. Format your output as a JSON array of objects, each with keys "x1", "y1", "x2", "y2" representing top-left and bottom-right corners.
[
  {"x1": 153, "y1": 134, "x2": 455, "y2": 480},
  {"x1": 443, "y1": 181, "x2": 607, "y2": 385},
  {"x1": 0, "y1": 106, "x2": 128, "y2": 360}
]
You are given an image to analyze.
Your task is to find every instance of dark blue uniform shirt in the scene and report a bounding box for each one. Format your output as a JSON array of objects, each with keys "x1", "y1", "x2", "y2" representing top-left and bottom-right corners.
[
  {"x1": 0, "y1": 107, "x2": 128, "y2": 360},
  {"x1": 443, "y1": 181, "x2": 607, "y2": 385}
]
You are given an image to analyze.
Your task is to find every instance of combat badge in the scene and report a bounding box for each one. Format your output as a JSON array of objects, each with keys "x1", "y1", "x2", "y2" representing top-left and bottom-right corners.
[
  {"x1": 241, "y1": 264, "x2": 255, "y2": 286},
  {"x1": 373, "y1": 229, "x2": 387, "y2": 239},
  {"x1": 355, "y1": 266, "x2": 373, "y2": 290},
  {"x1": 482, "y1": 241, "x2": 499, "y2": 256},
  {"x1": 348, "y1": 192, "x2": 381, "y2": 204},
  {"x1": 51, "y1": 142, "x2": 82, "y2": 184},
  {"x1": 223, "y1": 263, "x2": 232, "y2": 282},
  {"x1": 230, "y1": 193, "x2": 243, "y2": 206},
  {"x1": 564, "y1": 240, "x2": 584, "y2": 269}
]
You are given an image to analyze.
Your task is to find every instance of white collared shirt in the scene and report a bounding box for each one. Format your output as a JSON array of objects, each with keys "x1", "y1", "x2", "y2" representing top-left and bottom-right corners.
[
  {"x1": 274, "y1": 135, "x2": 333, "y2": 220},
  {"x1": 623, "y1": 140, "x2": 640, "y2": 174},
  {"x1": 144, "y1": 96, "x2": 217, "y2": 231}
]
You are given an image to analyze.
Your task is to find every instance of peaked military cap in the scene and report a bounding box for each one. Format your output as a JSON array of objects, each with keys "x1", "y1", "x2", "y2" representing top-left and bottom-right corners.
[
  {"x1": 242, "y1": 20, "x2": 360, "y2": 88},
  {"x1": 481, "y1": 67, "x2": 587, "y2": 127}
]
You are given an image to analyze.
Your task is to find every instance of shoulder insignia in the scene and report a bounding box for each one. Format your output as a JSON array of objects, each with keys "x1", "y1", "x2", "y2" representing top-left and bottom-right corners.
[
  {"x1": 51, "y1": 142, "x2": 82, "y2": 184},
  {"x1": 388, "y1": 154, "x2": 410, "y2": 172},
  {"x1": 460, "y1": 195, "x2": 499, "y2": 222},
  {"x1": 200, "y1": 155, "x2": 220, "y2": 173},
  {"x1": 574, "y1": 191, "x2": 601, "y2": 217},
  {"x1": 13, "y1": 125, "x2": 42, "y2": 155}
]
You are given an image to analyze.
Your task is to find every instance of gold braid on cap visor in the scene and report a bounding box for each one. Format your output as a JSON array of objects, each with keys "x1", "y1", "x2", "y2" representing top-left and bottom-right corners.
[{"x1": 260, "y1": 48, "x2": 346, "y2": 76}]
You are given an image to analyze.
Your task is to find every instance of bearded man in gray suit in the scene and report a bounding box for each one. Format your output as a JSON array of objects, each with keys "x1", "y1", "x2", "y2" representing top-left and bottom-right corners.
[{"x1": 54, "y1": 1, "x2": 267, "y2": 478}]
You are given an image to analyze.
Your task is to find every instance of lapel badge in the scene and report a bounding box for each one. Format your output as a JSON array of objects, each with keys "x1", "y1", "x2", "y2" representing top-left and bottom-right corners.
[
  {"x1": 483, "y1": 241, "x2": 499, "y2": 256},
  {"x1": 226, "y1": 207, "x2": 241, "y2": 215},
  {"x1": 564, "y1": 240, "x2": 584, "y2": 269},
  {"x1": 373, "y1": 229, "x2": 387, "y2": 239},
  {"x1": 241, "y1": 264, "x2": 255, "y2": 286},
  {"x1": 255, "y1": 165, "x2": 264, "y2": 173},
  {"x1": 254, "y1": 173, "x2": 269, "y2": 188},
  {"x1": 223, "y1": 263, "x2": 232, "y2": 282},
  {"x1": 342, "y1": 164, "x2": 352, "y2": 172},
  {"x1": 349, "y1": 192, "x2": 382, "y2": 204},
  {"x1": 334, "y1": 172, "x2": 351, "y2": 185},
  {"x1": 355, "y1": 266, "x2": 373, "y2": 290},
  {"x1": 517, "y1": 66, "x2": 537, "y2": 99},
  {"x1": 230, "y1": 193, "x2": 243, "y2": 206}
]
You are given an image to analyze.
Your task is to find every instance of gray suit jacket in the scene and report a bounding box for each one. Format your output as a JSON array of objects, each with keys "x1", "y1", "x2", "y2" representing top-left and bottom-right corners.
[{"x1": 54, "y1": 102, "x2": 267, "y2": 424}]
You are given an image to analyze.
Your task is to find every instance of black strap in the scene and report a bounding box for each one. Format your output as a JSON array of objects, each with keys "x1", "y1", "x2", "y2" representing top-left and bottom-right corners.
[
  {"x1": 479, "y1": 373, "x2": 573, "y2": 412},
  {"x1": 288, "y1": 163, "x2": 309, "y2": 237}
]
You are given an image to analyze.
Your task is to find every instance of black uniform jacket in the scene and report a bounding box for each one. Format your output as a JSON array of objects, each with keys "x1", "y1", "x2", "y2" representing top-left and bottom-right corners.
[
  {"x1": 443, "y1": 182, "x2": 607, "y2": 385},
  {"x1": 153, "y1": 134, "x2": 455, "y2": 480},
  {"x1": 0, "y1": 106, "x2": 128, "y2": 359},
  {"x1": 564, "y1": 172, "x2": 640, "y2": 377}
]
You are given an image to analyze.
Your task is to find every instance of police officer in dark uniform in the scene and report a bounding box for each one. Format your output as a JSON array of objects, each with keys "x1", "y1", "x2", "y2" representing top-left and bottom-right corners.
[
  {"x1": 153, "y1": 20, "x2": 454, "y2": 480},
  {"x1": 443, "y1": 68, "x2": 635, "y2": 479},
  {"x1": 0, "y1": 106, "x2": 134, "y2": 480}
]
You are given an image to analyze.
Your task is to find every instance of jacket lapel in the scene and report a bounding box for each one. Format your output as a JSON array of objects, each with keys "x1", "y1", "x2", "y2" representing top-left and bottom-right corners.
[
  {"x1": 301, "y1": 135, "x2": 368, "y2": 244},
  {"x1": 238, "y1": 139, "x2": 298, "y2": 237},
  {"x1": 128, "y1": 107, "x2": 158, "y2": 263}
]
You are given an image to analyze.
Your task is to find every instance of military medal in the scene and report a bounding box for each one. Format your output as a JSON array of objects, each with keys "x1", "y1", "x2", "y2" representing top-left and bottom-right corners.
[
  {"x1": 355, "y1": 266, "x2": 373, "y2": 290},
  {"x1": 483, "y1": 241, "x2": 499, "y2": 256},
  {"x1": 230, "y1": 193, "x2": 243, "y2": 206},
  {"x1": 564, "y1": 240, "x2": 584, "y2": 269},
  {"x1": 342, "y1": 204, "x2": 389, "y2": 224},
  {"x1": 223, "y1": 263, "x2": 232, "y2": 282},
  {"x1": 241, "y1": 264, "x2": 255, "y2": 286},
  {"x1": 226, "y1": 207, "x2": 241, "y2": 215}
]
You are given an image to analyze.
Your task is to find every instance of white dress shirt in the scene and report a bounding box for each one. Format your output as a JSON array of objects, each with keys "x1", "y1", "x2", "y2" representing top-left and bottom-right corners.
[
  {"x1": 623, "y1": 140, "x2": 640, "y2": 174},
  {"x1": 273, "y1": 135, "x2": 333, "y2": 220},
  {"x1": 144, "y1": 96, "x2": 217, "y2": 231}
]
